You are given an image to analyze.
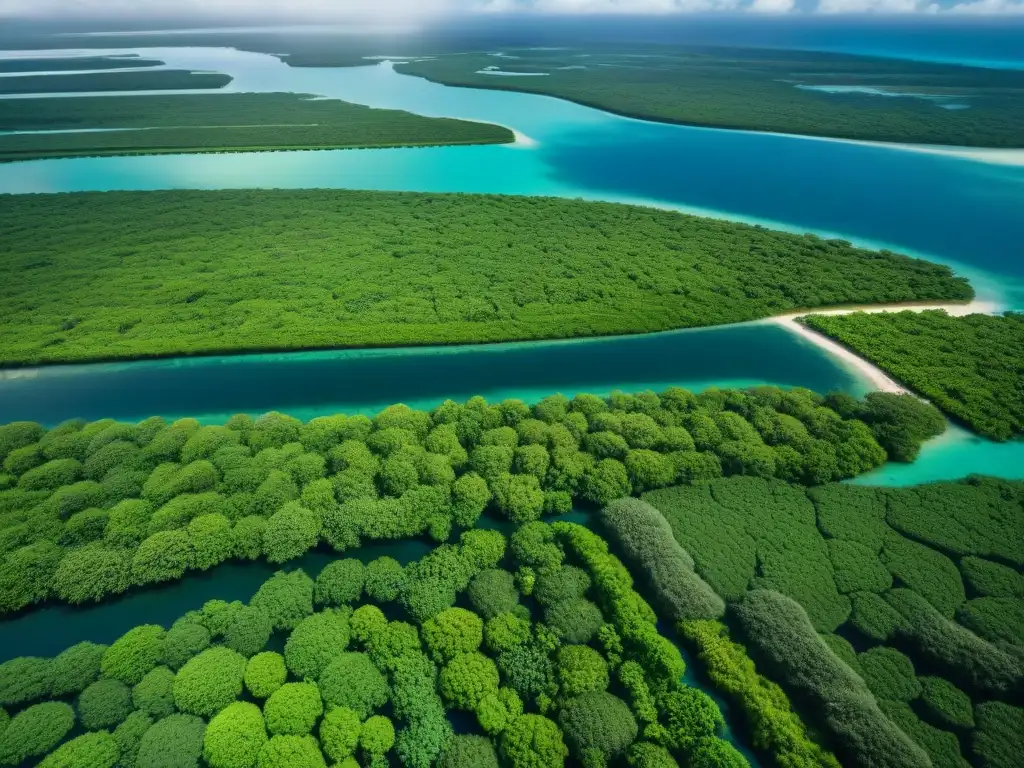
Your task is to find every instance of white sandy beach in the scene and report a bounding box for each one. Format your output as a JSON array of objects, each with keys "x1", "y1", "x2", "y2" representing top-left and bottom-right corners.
[{"x1": 764, "y1": 300, "x2": 999, "y2": 393}]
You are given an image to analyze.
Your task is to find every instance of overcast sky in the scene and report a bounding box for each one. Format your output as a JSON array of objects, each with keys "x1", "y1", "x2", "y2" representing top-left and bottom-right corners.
[{"x1": 2, "y1": 0, "x2": 1021, "y2": 19}]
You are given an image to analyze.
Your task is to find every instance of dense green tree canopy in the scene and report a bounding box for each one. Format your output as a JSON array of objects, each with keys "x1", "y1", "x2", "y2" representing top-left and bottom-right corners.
[{"x1": 0, "y1": 191, "x2": 970, "y2": 366}]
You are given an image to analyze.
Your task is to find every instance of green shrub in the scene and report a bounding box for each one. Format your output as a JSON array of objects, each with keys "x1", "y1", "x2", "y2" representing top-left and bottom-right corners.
[
  {"x1": 39, "y1": 730, "x2": 119, "y2": 768},
  {"x1": 467, "y1": 569, "x2": 520, "y2": 619},
  {"x1": 0, "y1": 422, "x2": 44, "y2": 464},
  {"x1": 53, "y1": 543, "x2": 132, "y2": 603},
  {"x1": 849, "y1": 591, "x2": 908, "y2": 642},
  {"x1": 485, "y1": 613, "x2": 532, "y2": 655},
  {"x1": 132, "y1": 665, "x2": 176, "y2": 719},
  {"x1": 102, "y1": 625, "x2": 165, "y2": 686},
  {"x1": 828, "y1": 539, "x2": 892, "y2": 594},
  {"x1": 188, "y1": 513, "x2": 234, "y2": 570},
  {"x1": 627, "y1": 742, "x2": 679, "y2": 768},
  {"x1": 857, "y1": 647, "x2": 922, "y2": 702},
  {"x1": 173, "y1": 647, "x2": 246, "y2": 718},
  {"x1": 319, "y1": 706, "x2": 360, "y2": 762},
  {"x1": 264, "y1": 682, "x2": 323, "y2": 736},
  {"x1": 163, "y1": 621, "x2": 212, "y2": 670},
  {"x1": 956, "y1": 596, "x2": 1024, "y2": 646},
  {"x1": 438, "y1": 734, "x2": 499, "y2": 768},
  {"x1": 224, "y1": 606, "x2": 273, "y2": 658},
  {"x1": 132, "y1": 529, "x2": 192, "y2": 586},
  {"x1": 919, "y1": 677, "x2": 974, "y2": 730},
  {"x1": 0, "y1": 540, "x2": 62, "y2": 612},
  {"x1": 104, "y1": 499, "x2": 154, "y2": 548},
  {"x1": 50, "y1": 641, "x2": 106, "y2": 696},
  {"x1": 960, "y1": 557, "x2": 1024, "y2": 598},
  {"x1": 78, "y1": 678, "x2": 132, "y2": 730},
  {"x1": 113, "y1": 711, "x2": 152, "y2": 768},
  {"x1": 244, "y1": 652, "x2": 287, "y2": 700},
  {"x1": 360, "y1": 715, "x2": 395, "y2": 758},
  {"x1": 599, "y1": 497, "x2": 724, "y2": 621},
  {"x1": 0, "y1": 701, "x2": 75, "y2": 765},
  {"x1": 879, "y1": 700, "x2": 970, "y2": 768},
  {"x1": 200, "y1": 599, "x2": 245, "y2": 637},
  {"x1": 147, "y1": 492, "x2": 226, "y2": 535},
  {"x1": 136, "y1": 712, "x2": 206, "y2": 768},
  {"x1": 821, "y1": 634, "x2": 863, "y2": 676},
  {"x1": 490, "y1": 472, "x2": 544, "y2": 524},
  {"x1": 263, "y1": 502, "x2": 320, "y2": 564},
  {"x1": 881, "y1": 531, "x2": 965, "y2": 617},
  {"x1": 440, "y1": 652, "x2": 500, "y2": 710},
  {"x1": 556, "y1": 645, "x2": 609, "y2": 698},
  {"x1": 534, "y1": 565, "x2": 591, "y2": 607},
  {"x1": 60, "y1": 507, "x2": 108, "y2": 546},
  {"x1": 559, "y1": 690, "x2": 638, "y2": 764},
  {"x1": 3, "y1": 444, "x2": 42, "y2": 476},
  {"x1": 679, "y1": 619, "x2": 838, "y2": 768},
  {"x1": 733, "y1": 589, "x2": 930, "y2": 768},
  {"x1": 475, "y1": 687, "x2": 523, "y2": 736},
  {"x1": 972, "y1": 701, "x2": 1024, "y2": 768},
  {"x1": 545, "y1": 597, "x2": 604, "y2": 644},
  {"x1": 500, "y1": 714, "x2": 568, "y2": 768},
  {"x1": 202, "y1": 701, "x2": 267, "y2": 768},
  {"x1": 451, "y1": 472, "x2": 490, "y2": 528},
  {"x1": 256, "y1": 734, "x2": 326, "y2": 768},
  {"x1": 233, "y1": 516, "x2": 266, "y2": 560},
  {"x1": 656, "y1": 687, "x2": 723, "y2": 753},
  {"x1": 18, "y1": 458, "x2": 81, "y2": 491},
  {"x1": 885, "y1": 588, "x2": 1023, "y2": 696},
  {"x1": 422, "y1": 608, "x2": 484, "y2": 664},
  {"x1": 284, "y1": 609, "x2": 351, "y2": 680},
  {"x1": 350, "y1": 604, "x2": 388, "y2": 645},
  {"x1": 250, "y1": 569, "x2": 314, "y2": 630},
  {"x1": 582, "y1": 459, "x2": 631, "y2": 505},
  {"x1": 689, "y1": 737, "x2": 748, "y2": 768},
  {"x1": 313, "y1": 559, "x2": 364, "y2": 606},
  {"x1": 318, "y1": 653, "x2": 389, "y2": 719}
]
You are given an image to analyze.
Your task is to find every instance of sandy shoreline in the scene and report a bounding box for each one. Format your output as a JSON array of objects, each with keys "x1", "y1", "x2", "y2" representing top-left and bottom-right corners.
[{"x1": 763, "y1": 300, "x2": 999, "y2": 393}]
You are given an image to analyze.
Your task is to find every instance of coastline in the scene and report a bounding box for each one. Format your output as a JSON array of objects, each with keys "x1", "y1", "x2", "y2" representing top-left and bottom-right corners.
[{"x1": 764, "y1": 300, "x2": 998, "y2": 394}]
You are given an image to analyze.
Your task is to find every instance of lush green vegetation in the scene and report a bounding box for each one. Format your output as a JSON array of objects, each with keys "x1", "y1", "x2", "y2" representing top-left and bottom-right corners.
[
  {"x1": 0, "y1": 190, "x2": 971, "y2": 365},
  {"x1": 0, "y1": 93, "x2": 513, "y2": 162},
  {"x1": 802, "y1": 311, "x2": 1024, "y2": 440},
  {"x1": 0, "y1": 517, "x2": 784, "y2": 768},
  {"x1": 0, "y1": 56, "x2": 163, "y2": 73},
  {"x1": 645, "y1": 475, "x2": 1024, "y2": 768},
  {"x1": 0, "y1": 385, "x2": 932, "y2": 613},
  {"x1": 0, "y1": 69, "x2": 231, "y2": 94},
  {"x1": 396, "y1": 46, "x2": 1024, "y2": 147}
]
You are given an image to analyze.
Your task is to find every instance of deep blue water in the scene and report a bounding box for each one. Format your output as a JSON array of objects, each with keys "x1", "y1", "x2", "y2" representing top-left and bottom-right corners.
[{"x1": 0, "y1": 324, "x2": 863, "y2": 426}]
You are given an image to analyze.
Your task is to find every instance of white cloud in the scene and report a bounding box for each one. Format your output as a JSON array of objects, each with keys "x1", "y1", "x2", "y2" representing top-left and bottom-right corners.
[
  {"x1": 815, "y1": 0, "x2": 917, "y2": 11},
  {"x1": 747, "y1": 0, "x2": 796, "y2": 12},
  {"x1": 933, "y1": 0, "x2": 1024, "y2": 11}
]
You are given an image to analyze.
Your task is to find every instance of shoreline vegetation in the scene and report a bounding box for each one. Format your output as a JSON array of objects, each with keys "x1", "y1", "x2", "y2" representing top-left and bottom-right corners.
[
  {"x1": 0, "y1": 69, "x2": 232, "y2": 95},
  {"x1": 0, "y1": 190, "x2": 972, "y2": 368},
  {"x1": 0, "y1": 55, "x2": 165, "y2": 73},
  {"x1": 394, "y1": 46, "x2": 1024, "y2": 149},
  {"x1": 0, "y1": 93, "x2": 514, "y2": 163},
  {"x1": 0, "y1": 386, "x2": 942, "y2": 616},
  {"x1": 765, "y1": 300, "x2": 996, "y2": 396},
  {"x1": 801, "y1": 311, "x2": 1024, "y2": 441}
]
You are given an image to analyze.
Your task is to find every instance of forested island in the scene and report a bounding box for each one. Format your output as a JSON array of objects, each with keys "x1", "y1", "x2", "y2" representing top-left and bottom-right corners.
[
  {"x1": 0, "y1": 94, "x2": 512, "y2": 162},
  {"x1": 802, "y1": 311, "x2": 1024, "y2": 440},
  {"x1": 0, "y1": 55, "x2": 164, "y2": 73},
  {"x1": 395, "y1": 46, "x2": 1024, "y2": 148},
  {"x1": 0, "y1": 190, "x2": 972, "y2": 366},
  {"x1": 0, "y1": 69, "x2": 232, "y2": 95},
  {"x1": 0, "y1": 387, "x2": 1017, "y2": 768}
]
